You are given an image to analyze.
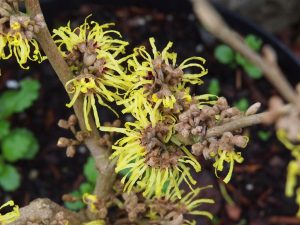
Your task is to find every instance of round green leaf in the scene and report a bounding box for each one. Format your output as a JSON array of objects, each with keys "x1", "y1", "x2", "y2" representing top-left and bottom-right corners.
[
  {"x1": 83, "y1": 157, "x2": 98, "y2": 184},
  {"x1": 258, "y1": 130, "x2": 271, "y2": 141},
  {"x1": 207, "y1": 79, "x2": 220, "y2": 96},
  {"x1": 2, "y1": 128, "x2": 39, "y2": 162},
  {"x1": 235, "y1": 53, "x2": 247, "y2": 66},
  {"x1": 234, "y1": 98, "x2": 249, "y2": 112},
  {"x1": 79, "y1": 182, "x2": 94, "y2": 194},
  {"x1": 243, "y1": 63, "x2": 262, "y2": 79},
  {"x1": 0, "y1": 120, "x2": 10, "y2": 139},
  {"x1": 245, "y1": 34, "x2": 262, "y2": 51},
  {"x1": 64, "y1": 190, "x2": 85, "y2": 211},
  {"x1": 214, "y1": 45, "x2": 234, "y2": 64},
  {"x1": 0, "y1": 164, "x2": 21, "y2": 191}
]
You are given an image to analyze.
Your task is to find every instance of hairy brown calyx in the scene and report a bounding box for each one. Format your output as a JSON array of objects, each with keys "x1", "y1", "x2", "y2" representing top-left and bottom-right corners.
[
  {"x1": 140, "y1": 122, "x2": 182, "y2": 169},
  {"x1": 66, "y1": 40, "x2": 106, "y2": 77},
  {"x1": 122, "y1": 192, "x2": 146, "y2": 222},
  {"x1": 150, "y1": 198, "x2": 187, "y2": 221},
  {"x1": 144, "y1": 56, "x2": 183, "y2": 97}
]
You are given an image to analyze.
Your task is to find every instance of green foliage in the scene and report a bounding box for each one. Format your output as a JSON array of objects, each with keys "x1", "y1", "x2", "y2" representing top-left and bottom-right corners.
[
  {"x1": 0, "y1": 164, "x2": 21, "y2": 191},
  {"x1": 234, "y1": 98, "x2": 249, "y2": 112},
  {"x1": 0, "y1": 120, "x2": 10, "y2": 140},
  {"x1": 64, "y1": 190, "x2": 85, "y2": 211},
  {"x1": 258, "y1": 130, "x2": 271, "y2": 141},
  {"x1": 245, "y1": 34, "x2": 263, "y2": 51},
  {"x1": 214, "y1": 34, "x2": 263, "y2": 79},
  {"x1": 207, "y1": 79, "x2": 221, "y2": 96},
  {"x1": 214, "y1": 45, "x2": 234, "y2": 64},
  {"x1": 65, "y1": 157, "x2": 98, "y2": 211},
  {"x1": 0, "y1": 79, "x2": 40, "y2": 119},
  {"x1": 84, "y1": 157, "x2": 97, "y2": 184},
  {"x1": 2, "y1": 128, "x2": 39, "y2": 162},
  {"x1": 0, "y1": 78, "x2": 40, "y2": 192}
]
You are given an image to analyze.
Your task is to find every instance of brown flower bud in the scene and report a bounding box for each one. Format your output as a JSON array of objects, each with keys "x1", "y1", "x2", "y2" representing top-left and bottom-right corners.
[
  {"x1": 192, "y1": 142, "x2": 206, "y2": 156},
  {"x1": 58, "y1": 119, "x2": 69, "y2": 129},
  {"x1": 83, "y1": 52, "x2": 97, "y2": 67},
  {"x1": 68, "y1": 114, "x2": 77, "y2": 126},
  {"x1": 245, "y1": 102, "x2": 261, "y2": 116},
  {"x1": 66, "y1": 145, "x2": 76, "y2": 157},
  {"x1": 232, "y1": 135, "x2": 248, "y2": 148},
  {"x1": 57, "y1": 137, "x2": 71, "y2": 148}
]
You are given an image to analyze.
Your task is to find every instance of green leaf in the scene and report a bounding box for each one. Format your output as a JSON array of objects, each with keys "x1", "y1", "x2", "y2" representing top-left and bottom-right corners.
[
  {"x1": 207, "y1": 79, "x2": 220, "y2": 96},
  {"x1": 0, "y1": 157, "x2": 5, "y2": 174},
  {"x1": 258, "y1": 130, "x2": 271, "y2": 141},
  {"x1": 79, "y1": 182, "x2": 94, "y2": 194},
  {"x1": 0, "y1": 79, "x2": 40, "y2": 118},
  {"x1": 235, "y1": 53, "x2": 247, "y2": 66},
  {"x1": 2, "y1": 128, "x2": 39, "y2": 162},
  {"x1": 0, "y1": 120, "x2": 10, "y2": 139},
  {"x1": 234, "y1": 98, "x2": 249, "y2": 112},
  {"x1": 0, "y1": 164, "x2": 21, "y2": 191},
  {"x1": 245, "y1": 34, "x2": 263, "y2": 51},
  {"x1": 214, "y1": 45, "x2": 234, "y2": 64},
  {"x1": 83, "y1": 157, "x2": 98, "y2": 184},
  {"x1": 64, "y1": 190, "x2": 85, "y2": 211},
  {"x1": 243, "y1": 63, "x2": 263, "y2": 79}
]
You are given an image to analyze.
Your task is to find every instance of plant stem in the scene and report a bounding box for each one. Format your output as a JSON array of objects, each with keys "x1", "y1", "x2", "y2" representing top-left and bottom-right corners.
[
  {"x1": 24, "y1": 0, "x2": 115, "y2": 198},
  {"x1": 176, "y1": 104, "x2": 292, "y2": 145}
]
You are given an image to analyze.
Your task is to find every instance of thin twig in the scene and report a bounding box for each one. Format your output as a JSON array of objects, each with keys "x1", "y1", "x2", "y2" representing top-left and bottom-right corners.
[
  {"x1": 190, "y1": 0, "x2": 300, "y2": 108},
  {"x1": 24, "y1": 0, "x2": 115, "y2": 198}
]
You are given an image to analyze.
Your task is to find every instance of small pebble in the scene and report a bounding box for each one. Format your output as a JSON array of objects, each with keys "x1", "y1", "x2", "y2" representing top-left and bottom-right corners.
[
  {"x1": 29, "y1": 169, "x2": 39, "y2": 180},
  {"x1": 245, "y1": 183, "x2": 254, "y2": 191},
  {"x1": 78, "y1": 145, "x2": 87, "y2": 154},
  {"x1": 6, "y1": 80, "x2": 19, "y2": 89},
  {"x1": 195, "y1": 44, "x2": 204, "y2": 53}
]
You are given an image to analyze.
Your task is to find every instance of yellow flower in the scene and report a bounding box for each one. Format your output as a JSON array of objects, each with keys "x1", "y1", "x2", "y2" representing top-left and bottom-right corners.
[
  {"x1": 52, "y1": 15, "x2": 128, "y2": 73},
  {"x1": 277, "y1": 129, "x2": 300, "y2": 153},
  {"x1": 82, "y1": 193, "x2": 99, "y2": 213},
  {"x1": 83, "y1": 220, "x2": 105, "y2": 225},
  {"x1": 117, "y1": 37, "x2": 207, "y2": 113},
  {"x1": 211, "y1": 136, "x2": 248, "y2": 183},
  {"x1": 296, "y1": 188, "x2": 300, "y2": 217},
  {"x1": 285, "y1": 160, "x2": 300, "y2": 197},
  {"x1": 0, "y1": 200, "x2": 20, "y2": 224},
  {"x1": 0, "y1": 21, "x2": 45, "y2": 69},
  {"x1": 148, "y1": 184, "x2": 214, "y2": 224},
  {"x1": 100, "y1": 104, "x2": 201, "y2": 199},
  {"x1": 65, "y1": 74, "x2": 120, "y2": 131},
  {"x1": 168, "y1": 185, "x2": 214, "y2": 219},
  {"x1": 54, "y1": 16, "x2": 130, "y2": 130}
]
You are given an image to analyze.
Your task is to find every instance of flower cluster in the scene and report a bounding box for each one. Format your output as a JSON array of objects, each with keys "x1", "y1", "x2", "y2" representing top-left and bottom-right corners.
[
  {"x1": 147, "y1": 185, "x2": 214, "y2": 224},
  {"x1": 58, "y1": 16, "x2": 251, "y2": 223},
  {"x1": 101, "y1": 103, "x2": 201, "y2": 199},
  {"x1": 0, "y1": 0, "x2": 46, "y2": 68},
  {"x1": 53, "y1": 17, "x2": 129, "y2": 130},
  {"x1": 270, "y1": 95, "x2": 300, "y2": 217},
  {"x1": 277, "y1": 129, "x2": 300, "y2": 216}
]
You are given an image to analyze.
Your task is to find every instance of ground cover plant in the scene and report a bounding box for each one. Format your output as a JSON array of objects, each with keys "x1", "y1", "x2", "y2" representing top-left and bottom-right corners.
[{"x1": 0, "y1": 0, "x2": 300, "y2": 224}]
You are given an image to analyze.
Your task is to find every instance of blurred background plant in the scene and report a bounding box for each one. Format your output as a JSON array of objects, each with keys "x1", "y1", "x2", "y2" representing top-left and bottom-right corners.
[
  {"x1": 214, "y1": 34, "x2": 263, "y2": 79},
  {"x1": 0, "y1": 79, "x2": 40, "y2": 192}
]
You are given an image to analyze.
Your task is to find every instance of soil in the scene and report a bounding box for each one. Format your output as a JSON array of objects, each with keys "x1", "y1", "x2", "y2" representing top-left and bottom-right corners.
[{"x1": 0, "y1": 0, "x2": 299, "y2": 224}]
